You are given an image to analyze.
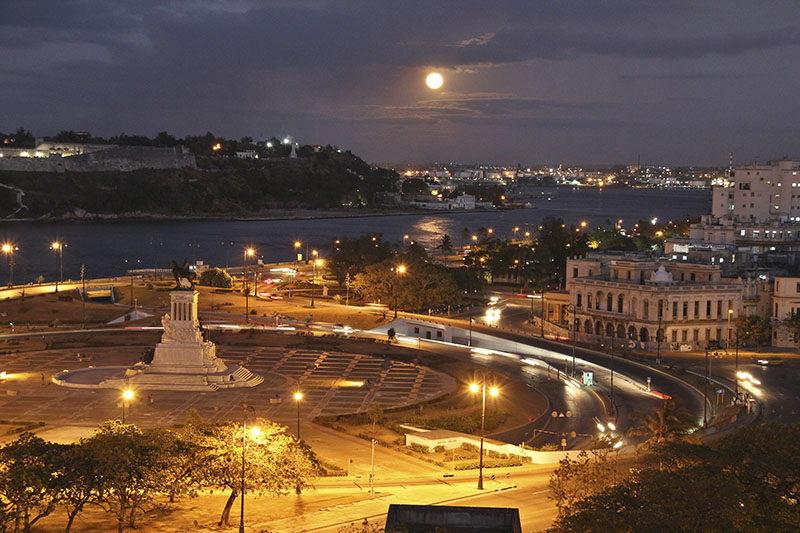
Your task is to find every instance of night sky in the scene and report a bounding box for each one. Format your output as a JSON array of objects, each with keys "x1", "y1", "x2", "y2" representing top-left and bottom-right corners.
[{"x1": 2, "y1": 1, "x2": 799, "y2": 166}]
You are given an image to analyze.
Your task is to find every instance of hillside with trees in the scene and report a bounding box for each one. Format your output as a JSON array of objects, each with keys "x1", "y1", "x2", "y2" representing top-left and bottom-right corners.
[{"x1": 0, "y1": 129, "x2": 400, "y2": 218}]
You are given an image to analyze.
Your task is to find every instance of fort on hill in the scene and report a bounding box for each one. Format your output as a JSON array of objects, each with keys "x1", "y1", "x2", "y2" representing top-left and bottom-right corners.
[{"x1": 0, "y1": 141, "x2": 196, "y2": 172}]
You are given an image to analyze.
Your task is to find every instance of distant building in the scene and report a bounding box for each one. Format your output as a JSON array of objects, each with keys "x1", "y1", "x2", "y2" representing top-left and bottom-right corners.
[
  {"x1": 385, "y1": 504, "x2": 522, "y2": 533},
  {"x1": 235, "y1": 150, "x2": 258, "y2": 159},
  {"x1": 0, "y1": 142, "x2": 196, "y2": 172},
  {"x1": 712, "y1": 159, "x2": 800, "y2": 222},
  {"x1": 566, "y1": 254, "x2": 750, "y2": 351},
  {"x1": 771, "y1": 277, "x2": 800, "y2": 348}
]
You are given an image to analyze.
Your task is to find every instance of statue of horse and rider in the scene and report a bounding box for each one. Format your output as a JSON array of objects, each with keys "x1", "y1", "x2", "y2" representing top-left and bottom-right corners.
[{"x1": 170, "y1": 259, "x2": 197, "y2": 290}]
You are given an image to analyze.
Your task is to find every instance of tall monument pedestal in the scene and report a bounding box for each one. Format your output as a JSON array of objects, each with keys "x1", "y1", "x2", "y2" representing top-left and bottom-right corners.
[{"x1": 54, "y1": 290, "x2": 263, "y2": 391}]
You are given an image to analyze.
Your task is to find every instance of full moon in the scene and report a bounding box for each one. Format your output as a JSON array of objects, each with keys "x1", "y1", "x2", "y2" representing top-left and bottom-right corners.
[{"x1": 426, "y1": 72, "x2": 443, "y2": 89}]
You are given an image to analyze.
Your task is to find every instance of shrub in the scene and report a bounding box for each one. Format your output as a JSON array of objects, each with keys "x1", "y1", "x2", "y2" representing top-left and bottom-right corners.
[
  {"x1": 198, "y1": 267, "x2": 233, "y2": 288},
  {"x1": 409, "y1": 443, "x2": 430, "y2": 454}
]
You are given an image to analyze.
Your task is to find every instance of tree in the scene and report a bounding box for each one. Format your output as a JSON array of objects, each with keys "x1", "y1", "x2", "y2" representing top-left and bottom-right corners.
[
  {"x1": 351, "y1": 259, "x2": 461, "y2": 313},
  {"x1": 82, "y1": 421, "x2": 169, "y2": 532},
  {"x1": 56, "y1": 441, "x2": 105, "y2": 533},
  {"x1": 198, "y1": 267, "x2": 233, "y2": 288},
  {"x1": 367, "y1": 403, "x2": 383, "y2": 433},
  {"x1": 551, "y1": 466, "x2": 757, "y2": 532},
  {"x1": 183, "y1": 415, "x2": 318, "y2": 527},
  {"x1": 437, "y1": 234, "x2": 453, "y2": 255},
  {"x1": 328, "y1": 235, "x2": 393, "y2": 286},
  {"x1": 713, "y1": 423, "x2": 800, "y2": 527},
  {"x1": 548, "y1": 449, "x2": 619, "y2": 517},
  {"x1": 0, "y1": 433, "x2": 61, "y2": 532},
  {"x1": 626, "y1": 399, "x2": 697, "y2": 450},
  {"x1": 736, "y1": 315, "x2": 771, "y2": 352},
  {"x1": 781, "y1": 313, "x2": 800, "y2": 347}
]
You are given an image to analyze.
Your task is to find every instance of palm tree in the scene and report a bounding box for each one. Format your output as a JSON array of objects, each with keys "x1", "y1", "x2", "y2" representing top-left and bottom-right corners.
[{"x1": 627, "y1": 399, "x2": 698, "y2": 450}]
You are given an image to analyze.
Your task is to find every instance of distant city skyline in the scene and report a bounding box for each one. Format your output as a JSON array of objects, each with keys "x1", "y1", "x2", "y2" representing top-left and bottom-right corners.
[{"x1": 2, "y1": 1, "x2": 800, "y2": 166}]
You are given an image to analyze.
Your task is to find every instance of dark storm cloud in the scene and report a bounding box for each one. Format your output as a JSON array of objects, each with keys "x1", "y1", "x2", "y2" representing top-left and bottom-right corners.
[{"x1": 2, "y1": 0, "x2": 800, "y2": 164}]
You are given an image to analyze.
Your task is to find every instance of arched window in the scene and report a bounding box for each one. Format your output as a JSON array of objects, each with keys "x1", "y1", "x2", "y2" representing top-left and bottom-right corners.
[
  {"x1": 628, "y1": 326, "x2": 636, "y2": 339},
  {"x1": 607, "y1": 293, "x2": 613, "y2": 311},
  {"x1": 596, "y1": 292, "x2": 603, "y2": 310},
  {"x1": 640, "y1": 327, "x2": 649, "y2": 342},
  {"x1": 605, "y1": 323, "x2": 614, "y2": 337},
  {"x1": 595, "y1": 321, "x2": 603, "y2": 335},
  {"x1": 617, "y1": 294, "x2": 624, "y2": 313},
  {"x1": 587, "y1": 293, "x2": 593, "y2": 308},
  {"x1": 643, "y1": 300, "x2": 649, "y2": 320},
  {"x1": 585, "y1": 319, "x2": 593, "y2": 333},
  {"x1": 616, "y1": 324, "x2": 625, "y2": 338}
]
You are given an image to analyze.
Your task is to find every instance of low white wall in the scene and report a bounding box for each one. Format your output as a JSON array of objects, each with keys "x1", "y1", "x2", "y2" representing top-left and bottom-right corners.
[{"x1": 405, "y1": 431, "x2": 581, "y2": 464}]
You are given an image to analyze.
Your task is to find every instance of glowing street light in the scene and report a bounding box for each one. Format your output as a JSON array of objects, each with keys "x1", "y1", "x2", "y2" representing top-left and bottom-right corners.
[
  {"x1": 1, "y1": 243, "x2": 16, "y2": 287},
  {"x1": 240, "y1": 421, "x2": 262, "y2": 533},
  {"x1": 244, "y1": 248, "x2": 255, "y2": 323},
  {"x1": 393, "y1": 265, "x2": 406, "y2": 319},
  {"x1": 51, "y1": 241, "x2": 64, "y2": 293},
  {"x1": 469, "y1": 379, "x2": 499, "y2": 490},
  {"x1": 294, "y1": 391, "x2": 303, "y2": 438},
  {"x1": 121, "y1": 389, "x2": 134, "y2": 423}
]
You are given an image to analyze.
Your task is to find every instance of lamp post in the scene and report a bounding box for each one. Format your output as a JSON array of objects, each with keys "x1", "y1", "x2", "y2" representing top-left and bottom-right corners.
[
  {"x1": 734, "y1": 328, "x2": 739, "y2": 399},
  {"x1": 244, "y1": 248, "x2": 254, "y2": 323},
  {"x1": 294, "y1": 391, "x2": 303, "y2": 438},
  {"x1": 569, "y1": 304, "x2": 577, "y2": 377},
  {"x1": 726, "y1": 308, "x2": 733, "y2": 353},
  {"x1": 294, "y1": 241, "x2": 301, "y2": 265},
  {"x1": 393, "y1": 265, "x2": 406, "y2": 319},
  {"x1": 51, "y1": 241, "x2": 64, "y2": 293},
  {"x1": 656, "y1": 312, "x2": 663, "y2": 365},
  {"x1": 609, "y1": 335, "x2": 615, "y2": 415},
  {"x1": 703, "y1": 349, "x2": 709, "y2": 428},
  {"x1": 469, "y1": 379, "x2": 499, "y2": 490},
  {"x1": 240, "y1": 423, "x2": 262, "y2": 533},
  {"x1": 311, "y1": 258, "x2": 323, "y2": 308},
  {"x1": 121, "y1": 389, "x2": 133, "y2": 423},
  {"x1": 541, "y1": 287, "x2": 546, "y2": 338},
  {"x1": 2, "y1": 244, "x2": 15, "y2": 287}
]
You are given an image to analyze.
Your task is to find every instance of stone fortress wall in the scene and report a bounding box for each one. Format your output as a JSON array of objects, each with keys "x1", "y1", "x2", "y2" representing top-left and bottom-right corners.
[{"x1": 0, "y1": 144, "x2": 197, "y2": 173}]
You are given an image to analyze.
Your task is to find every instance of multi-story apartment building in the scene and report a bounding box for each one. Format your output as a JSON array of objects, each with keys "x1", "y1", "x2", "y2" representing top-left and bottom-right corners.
[
  {"x1": 712, "y1": 159, "x2": 800, "y2": 222},
  {"x1": 566, "y1": 254, "x2": 745, "y2": 351},
  {"x1": 771, "y1": 277, "x2": 800, "y2": 348},
  {"x1": 689, "y1": 160, "x2": 800, "y2": 268}
]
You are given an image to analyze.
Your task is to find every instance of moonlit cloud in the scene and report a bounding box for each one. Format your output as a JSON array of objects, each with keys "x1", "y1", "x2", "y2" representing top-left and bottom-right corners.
[{"x1": 1, "y1": 1, "x2": 799, "y2": 165}]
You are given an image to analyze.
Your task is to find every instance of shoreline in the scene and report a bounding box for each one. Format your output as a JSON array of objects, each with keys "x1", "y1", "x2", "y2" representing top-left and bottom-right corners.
[{"x1": 0, "y1": 206, "x2": 507, "y2": 224}]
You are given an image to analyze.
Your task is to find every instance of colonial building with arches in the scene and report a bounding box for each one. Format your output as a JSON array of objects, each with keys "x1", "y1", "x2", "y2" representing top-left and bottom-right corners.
[{"x1": 566, "y1": 254, "x2": 745, "y2": 352}]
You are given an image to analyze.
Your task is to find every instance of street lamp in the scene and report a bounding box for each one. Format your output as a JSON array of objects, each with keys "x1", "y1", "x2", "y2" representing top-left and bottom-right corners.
[
  {"x1": 311, "y1": 258, "x2": 323, "y2": 308},
  {"x1": 2, "y1": 243, "x2": 15, "y2": 287},
  {"x1": 393, "y1": 265, "x2": 406, "y2": 319},
  {"x1": 469, "y1": 379, "x2": 499, "y2": 490},
  {"x1": 569, "y1": 304, "x2": 577, "y2": 377},
  {"x1": 294, "y1": 391, "x2": 303, "y2": 438},
  {"x1": 294, "y1": 241, "x2": 301, "y2": 265},
  {"x1": 51, "y1": 241, "x2": 64, "y2": 293},
  {"x1": 726, "y1": 308, "x2": 733, "y2": 353},
  {"x1": 240, "y1": 424, "x2": 262, "y2": 533},
  {"x1": 244, "y1": 248, "x2": 255, "y2": 322},
  {"x1": 121, "y1": 389, "x2": 133, "y2": 423}
]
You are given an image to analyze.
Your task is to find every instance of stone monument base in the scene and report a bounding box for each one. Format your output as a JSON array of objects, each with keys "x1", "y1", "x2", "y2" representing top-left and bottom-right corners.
[{"x1": 54, "y1": 363, "x2": 263, "y2": 391}]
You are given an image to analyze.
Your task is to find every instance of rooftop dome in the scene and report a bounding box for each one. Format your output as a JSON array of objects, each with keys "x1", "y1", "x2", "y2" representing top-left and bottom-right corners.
[{"x1": 650, "y1": 266, "x2": 674, "y2": 284}]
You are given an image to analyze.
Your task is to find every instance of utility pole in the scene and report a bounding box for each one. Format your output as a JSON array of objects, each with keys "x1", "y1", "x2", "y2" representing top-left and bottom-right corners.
[
  {"x1": 609, "y1": 335, "x2": 615, "y2": 415},
  {"x1": 570, "y1": 305, "x2": 577, "y2": 377},
  {"x1": 369, "y1": 439, "x2": 375, "y2": 496},
  {"x1": 656, "y1": 312, "x2": 662, "y2": 364},
  {"x1": 81, "y1": 264, "x2": 86, "y2": 328},
  {"x1": 734, "y1": 328, "x2": 739, "y2": 399},
  {"x1": 704, "y1": 349, "x2": 709, "y2": 428}
]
